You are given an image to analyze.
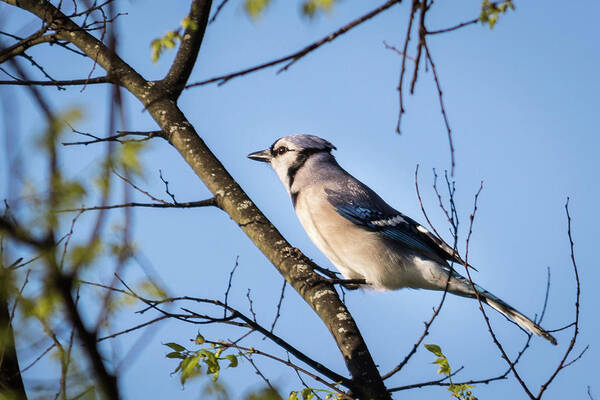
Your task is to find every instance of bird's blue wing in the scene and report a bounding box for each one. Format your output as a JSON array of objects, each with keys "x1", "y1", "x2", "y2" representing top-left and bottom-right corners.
[
  {"x1": 325, "y1": 187, "x2": 469, "y2": 266},
  {"x1": 326, "y1": 188, "x2": 442, "y2": 257}
]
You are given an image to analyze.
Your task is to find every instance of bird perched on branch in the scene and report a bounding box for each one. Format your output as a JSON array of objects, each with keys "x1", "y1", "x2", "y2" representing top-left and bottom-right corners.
[{"x1": 248, "y1": 134, "x2": 557, "y2": 345}]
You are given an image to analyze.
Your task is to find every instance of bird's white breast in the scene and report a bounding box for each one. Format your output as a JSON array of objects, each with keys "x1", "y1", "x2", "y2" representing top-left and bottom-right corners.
[{"x1": 293, "y1": 186, "x2": 428, "y2": 290}]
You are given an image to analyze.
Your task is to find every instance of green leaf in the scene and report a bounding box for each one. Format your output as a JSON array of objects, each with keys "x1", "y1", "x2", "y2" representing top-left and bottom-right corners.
[
  {"x1": 180, "y1": 355, "x2": 201, "y2": 386},
  {"x1": 201, "y1": 349, "x2": 220, "y2": 374},
  {"x1": 246, "y1": 388, "x2": 283, "y2": 400},
  {"x1": 288, "y1": 392, "x2": 299, "y2": 400},
  {"x1": 244, "y1": 0, "x2": 271, "y2": 19},
  {"x1": 424, "y1": 344, "x2": 443, "y2": 357},
  {"x1": 69, "y1": 240, "x2": 102, "y2": 268},
  {"x1": 119, "y1": 141, "x2": 146, "y2": 175},
  {"x1": 181, "y1": 15, "x2": 199, "y2": 30},
  {"x1": 301, "y1": 388, "x2": 314, "y2": 400},
  {"x1": 166, "y1": 351, "x2": 186, "y2": 359},
  {"x1": 302, "y1": 0, "x2": 336, "y2": 18},
  {"x1": 164, "y1": 342, "x2": 186, "y2": 352},
  {"x1": 195, "y1": 332, "x2": 205, "y2": 344},
  {"x1": 225, "y1": 354, "x2": 238, "y2": 368}
]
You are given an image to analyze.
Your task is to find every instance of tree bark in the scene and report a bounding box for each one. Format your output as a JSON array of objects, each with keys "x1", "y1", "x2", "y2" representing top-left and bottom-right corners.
[{"x1": 0, "y1": 289, "x2": 27, "y2": 399}]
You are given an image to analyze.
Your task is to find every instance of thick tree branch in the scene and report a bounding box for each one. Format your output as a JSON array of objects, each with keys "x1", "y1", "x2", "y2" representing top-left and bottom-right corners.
[
  {"x1": 0, "y1": 281, "x2": 27, "y2": 399},
  {"x1": 161, "y1": 0, "x2": 212, "y2": 98}
]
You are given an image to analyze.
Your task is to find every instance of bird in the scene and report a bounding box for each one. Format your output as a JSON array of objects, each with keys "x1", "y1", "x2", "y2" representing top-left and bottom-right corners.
[{"x1": 247, "y1": 134, "x2": 557, "y2": 345}]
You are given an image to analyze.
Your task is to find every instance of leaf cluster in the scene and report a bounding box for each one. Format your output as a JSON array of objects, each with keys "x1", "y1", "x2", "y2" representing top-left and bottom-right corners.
[
  {"x1": 288, "y1": 387, "x2": 341, "y2": 400},
  {"x1": 150, "y1": 14, "x2": 199, "y2": 63},
  {"x1": 164, "y1": 333, "x2": 239, "y2": 386},
  {"x1": 479, "y1": 0, "x2": 515, "y2": 29},
  {"x1": 244, "y1": 0, "x2": 337, "y2": 19},
  {"x1": 425, "y1": 344, "x2": 478, "y2": 400}
]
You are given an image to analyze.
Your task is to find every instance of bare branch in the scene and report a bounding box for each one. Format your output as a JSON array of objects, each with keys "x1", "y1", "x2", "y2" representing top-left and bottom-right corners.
[
  {"x1": 209, "y1": 340, "x2": 351, "y2": 399},
  {"x1": 223, "y1": 256, "x2": 239, "y2": 318},
  {"x1": 424, "y1": 43, "x2": 455, "y2": 175},
  {"x1": 427, "y1": 18, "x2": 478, "y2": 35},
  {"x1": 393, "y1": 0, "x2": 417, "y2": 133},
  {"x1": 409, "y1": 0, "x2": 427, "y2": 94},
  {"x1": 537, "y1": 198, "x2": 584, "y2": 398},
  {"x1": 185, "y1": 0, "x2": 403, "y2": 88},
  {"x1": 59, "y1": 198, "x2": 217, "y2": 213},
  {"x1": 0, "y1": 31, "x2": 56, "y2": 64},
  {"x1": 158, "y1": 170, "x2": 177, "y2": 203},
  {"x1": 62, "y1": 130, "x2": 162, "y2": 146},
  {"x1": 0, "y1": 76, "x2": 111, "y2": 86},
  {"x1": 209, "y1": 0, "x2": 230, "y2": 23},
  {"x1": 269, "y1": 278, "x2": 287, "y2": 334},
  {"x1": 107, "y1": 277, "x2": 354, "y2": 388},
  {"x1": 459, "y1": 183, "x2": 538, "y2": 400},
  {"x1": 97, "y1": 315, "x2": 169, "y2": 342}
]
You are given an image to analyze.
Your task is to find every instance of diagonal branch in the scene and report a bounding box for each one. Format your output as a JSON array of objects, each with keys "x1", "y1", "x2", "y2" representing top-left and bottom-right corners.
[{"x1": 161, "y1": 0, "x2": 212, "y2": 98}]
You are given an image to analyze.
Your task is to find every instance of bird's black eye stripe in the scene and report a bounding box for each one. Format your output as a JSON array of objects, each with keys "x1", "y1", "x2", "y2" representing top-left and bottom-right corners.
[{"x1": 272, "y1": 146, "x2": 294, "y2": 157}]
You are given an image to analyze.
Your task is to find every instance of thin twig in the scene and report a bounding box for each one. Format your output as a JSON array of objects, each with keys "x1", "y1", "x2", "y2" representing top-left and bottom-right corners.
[
  {"x1": 537, "y1": 198, "x2": 584, "y2": 397},
  {"x1": 62, "y1": 130, "x2": 161, "y2": 146},
  {"x1": 424, "y1": 43, "x2": 455, "y2": 176},
  {"x1": 394, "y1": 0, "x2": 417, "y2": 133},
  {"x1": 427, "y1": 18, "x2": 478, "y2": 35},
  {"x1": 246, "y1": 288, "x2": 257, "y2": 323},
  {"x1": 97, "y1": 315, "x2": 169, "y2": 342},
  {"x1": 59, "y1": 198, "x2": 216, "y2": 213},
  {"x1": 209, "y1": 340, "x2": 350, "y2": 399},
  {"x1": 414, "y1": 164, "x2": 443, "y2": 240},
  {"x1": 186, "y1": 0, "x2": 403, "y2": 88},
  {"x1": 209, "y1": 0, "x2": 230, "y2": 23},
  {"x1": 158, "y1": 170, "x2": 177, "y2": 203},
  {"x1": 223, "y1": 256, "x2": 239, "y2": 318},
  {"x1": 19, "y1": 343, "x2": 56, "y2": 373},
  {"x1": 0, "y1": 76, "x2": 110, "y2": 86},
  {"x1": 269, "y1": 279, "x2": 287, "y2": 334},
  {"x1": 239, "y1": 351, "x2": 275, "y2": 391},
  {"x1": 460, "y1": 183, "x2": 537, "y2": 399}
]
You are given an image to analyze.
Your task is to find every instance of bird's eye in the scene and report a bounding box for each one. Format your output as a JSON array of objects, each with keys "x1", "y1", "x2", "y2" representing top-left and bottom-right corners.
[{"x1": 276, "y1": 147, "x2": 289, "y2": 155}]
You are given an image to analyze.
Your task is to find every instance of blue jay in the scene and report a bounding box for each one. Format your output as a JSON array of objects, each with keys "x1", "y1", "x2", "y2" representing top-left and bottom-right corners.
[{"x1": 248, "y1": 134, "x2": 557, "y2": 345}]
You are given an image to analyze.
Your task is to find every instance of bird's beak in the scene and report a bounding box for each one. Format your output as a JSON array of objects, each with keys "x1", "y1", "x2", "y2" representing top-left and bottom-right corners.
[{"x1": 247, "y1": 149, "x2": 272, "y2": 163}]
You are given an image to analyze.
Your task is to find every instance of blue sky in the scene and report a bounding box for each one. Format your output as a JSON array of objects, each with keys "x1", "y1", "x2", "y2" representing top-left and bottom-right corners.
[{"x1": 1, "y1": 0, "x2": 598, "y2": 399}]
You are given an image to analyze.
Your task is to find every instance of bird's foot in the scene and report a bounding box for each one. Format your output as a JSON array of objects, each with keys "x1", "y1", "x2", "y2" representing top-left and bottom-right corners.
[{"x1": 323, "y1": 278, "x2": 367, "y2": 290}]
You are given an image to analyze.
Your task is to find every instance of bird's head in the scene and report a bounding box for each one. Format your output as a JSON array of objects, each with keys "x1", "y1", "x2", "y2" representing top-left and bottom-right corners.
[{"x1": 247, "y1": 134, "x2": 337, "y2": 190}]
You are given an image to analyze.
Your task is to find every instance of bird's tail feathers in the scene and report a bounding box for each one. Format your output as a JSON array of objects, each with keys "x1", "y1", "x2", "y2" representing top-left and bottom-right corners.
[{"x1": 447, "y1": 271, "x2": 557, "y2": 345}]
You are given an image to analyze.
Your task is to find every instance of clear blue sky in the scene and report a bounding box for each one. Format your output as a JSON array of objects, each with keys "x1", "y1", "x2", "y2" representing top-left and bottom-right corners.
[{"x1": 1, "y1": 0, "x2": 598, "y2": 399}]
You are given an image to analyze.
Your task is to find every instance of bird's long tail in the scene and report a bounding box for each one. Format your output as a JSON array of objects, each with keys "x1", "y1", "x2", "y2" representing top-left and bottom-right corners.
[{"x1": 446, "y1": 270, "x2": 557, "y2": 345}]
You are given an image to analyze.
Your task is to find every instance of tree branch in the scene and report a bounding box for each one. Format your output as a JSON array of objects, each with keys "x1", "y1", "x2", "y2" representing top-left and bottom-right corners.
[
  {"x1": 0, "y1": 31, "x2": 56, "y2": 64},
  {"x1": 59, "y1": 198, "x2": 217, "y2": 213},
  {"x1": 161, "y1": 0, "x2": 212, "y2": 98},
  {"x1": 0, "y1": 277, "x2": 27, "y2": 399},
  {"x1": 185, "y1": 0, "x2": 403, "y2": 88},
  {"x1": 0, "y1": 76, "x2": 111, "y2": 86}
]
